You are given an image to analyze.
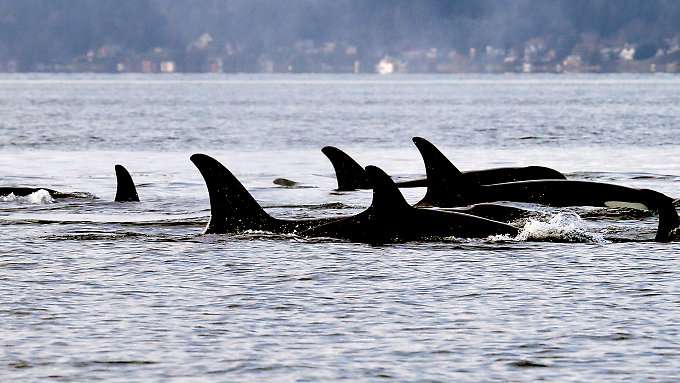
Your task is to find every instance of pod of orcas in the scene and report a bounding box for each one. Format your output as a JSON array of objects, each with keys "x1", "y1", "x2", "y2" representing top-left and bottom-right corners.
[{"x1": 3, "y1": 137, "x2": 679, "y2": 243}]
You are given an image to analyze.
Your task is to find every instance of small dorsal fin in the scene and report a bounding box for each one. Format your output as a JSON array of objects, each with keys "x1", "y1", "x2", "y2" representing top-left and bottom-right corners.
[
  {"x1": 365, "y1": 165, "x2": 411, "y2": 213},
  {"x1": 190, "y1": 154, "x2": 274, "y2": 234},
  {"x1": 321, "y1": 146, "x2": 371, "y2": 190},
  {"x1": 114, "y1": 165, "x2": 139, "y2": 202}
]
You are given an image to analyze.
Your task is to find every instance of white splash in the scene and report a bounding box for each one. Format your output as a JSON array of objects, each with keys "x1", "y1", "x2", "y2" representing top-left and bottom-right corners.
[
  {"x1": 515, "y1": 212, "x2": 607, "y2": 244},
  {"x1": 0, "y1": 189, "x2": 54, "y2": 204},
  {"x1": 0, "y1": 192, "x2": 17, "y2": 202}
]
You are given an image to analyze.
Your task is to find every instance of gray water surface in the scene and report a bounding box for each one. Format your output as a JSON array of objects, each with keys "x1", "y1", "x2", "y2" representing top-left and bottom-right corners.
[{"x1": 1, "y1": 74, "x2": 680, "y2": 382}]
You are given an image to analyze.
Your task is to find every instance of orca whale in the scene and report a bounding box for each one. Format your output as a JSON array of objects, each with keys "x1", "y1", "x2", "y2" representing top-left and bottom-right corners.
[
  {"x1": 321, "y1": 144, "x2": 565, "y2": 191},
  {"x1": 190, "y1": 154, "x2": 518, "y2": 242},
  {"x1": 320, "y1": 145, "x2": 536, "y2": 222},
  {"x1": 300, "y1": 165, "x2": 519, "y2": 243},
  {"x1": 190, "y1": 153, "x2": 338, "y2": 234},
  {"x1": 412, "y1": 137, "x2": 680, "y2": 242},
  {"x1": 0, "y1": 164, "x2": 139, "y2": 202}
]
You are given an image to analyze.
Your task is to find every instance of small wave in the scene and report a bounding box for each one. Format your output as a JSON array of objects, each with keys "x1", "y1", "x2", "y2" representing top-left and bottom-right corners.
[
  {"x1": 515, "y1": 212, "x2": 607, "y2": 244},
  {"x1": 265, "y1": 202, "x2": 353, "y2": 210},
  {"x1": 0, "y1": 189, "x2": 54, "y2": 204},
  {"x1": 44, "y1": 232, "x2": 148, "y2": 241},
  {"x1": 580, "y1": 207, "x2": 654, "y2": 220},
  {"x1": 198, "y1": 230, "x2": 301, "y2": 242}
]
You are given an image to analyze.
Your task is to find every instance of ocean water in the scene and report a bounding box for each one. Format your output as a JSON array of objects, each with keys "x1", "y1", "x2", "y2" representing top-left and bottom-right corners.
[{"x1": 1, "y1": 73, "x2": 680, "y2": 381}]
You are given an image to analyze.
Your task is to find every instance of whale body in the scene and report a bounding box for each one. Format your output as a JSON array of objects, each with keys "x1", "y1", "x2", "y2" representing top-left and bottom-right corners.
[
  {"x1": 412, "y1": 137, "x2": 680, "y2": 242},
  {"x1": 190, "y1": 153, "x2": 518, "y2": 243},
  {"x1": 321, "y1": 145, "x2": 565, "y2": 191}
]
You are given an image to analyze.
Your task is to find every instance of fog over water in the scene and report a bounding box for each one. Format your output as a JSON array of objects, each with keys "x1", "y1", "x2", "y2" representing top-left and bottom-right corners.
[{"x1": 2, "y1": 1, "x2": 680, "y2": 71}]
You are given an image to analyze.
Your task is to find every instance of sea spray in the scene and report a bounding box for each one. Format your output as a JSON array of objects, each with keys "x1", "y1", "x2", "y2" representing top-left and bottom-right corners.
[
  {"x1": 0, "y1": 189, "x2": 54, "y2": 204},
  {"x1": 516, "y1": 212, "x2": 607, "y2": 244}
]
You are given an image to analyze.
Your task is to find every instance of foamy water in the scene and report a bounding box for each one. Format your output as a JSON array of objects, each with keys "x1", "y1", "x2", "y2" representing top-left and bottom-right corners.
[
  {"x1": 516, "y1": 212, "x2": 608, "y2": 244},
  {"x1": 0, "y1": 189, "x2": 54, "y2": 204}
]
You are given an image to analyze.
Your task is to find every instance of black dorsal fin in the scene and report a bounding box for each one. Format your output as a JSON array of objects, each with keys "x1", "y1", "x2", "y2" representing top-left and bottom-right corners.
[
  {"x1": 321, "y1": 146, "x2": 371, "y2": 190},
  {"x1": 641, "y1": 190, "x2": 680, "y2": 242},
  {"x1": 114, "y1": 165, "x2": 139, "y2": 202},
  {"x1": 412, "y1": 137, "x2": 463, "y2": 180},
  {"x1": 190, "y1": 154, "x2": 274, "y2": 234},
  {"x1": 412, "y1": 137, "x2": 473, "y2": 207},
  {"x1": 656, "y1": 202, "x2": 680, "y2": 242},
  {"x1": 364, "y1": 165, "x2": 411, "y2": 214}
]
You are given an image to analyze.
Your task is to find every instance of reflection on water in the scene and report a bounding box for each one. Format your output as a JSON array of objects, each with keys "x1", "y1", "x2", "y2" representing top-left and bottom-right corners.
[{"x1": 1, "y1": 74, "x2": 680, "y2": 381}]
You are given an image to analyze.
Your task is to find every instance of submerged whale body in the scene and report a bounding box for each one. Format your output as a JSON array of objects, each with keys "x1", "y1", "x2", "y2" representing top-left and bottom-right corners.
[
  {"x1": 190, "y1": 153, "x2": 518, "y2": 242},
  {"x1": 412, "y1": 137, "x2": 680, "y2": 242},
  {"x1": 0, "y1": 164, "x2": 139, "y2": 202},
  {"x1": 321, "y1": 144, "x2": 565, "y2": 192}
]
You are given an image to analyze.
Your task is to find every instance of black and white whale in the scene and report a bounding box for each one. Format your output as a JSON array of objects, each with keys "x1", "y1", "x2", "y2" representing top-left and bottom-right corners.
[
  {"x1": 0, "y1": 164, "x2": 139, "y2": 202},
  {"x1": 412, "y1": 137, "x2": 680, "y2": 242},
  {"x1": 321, "y1": 144, "x2": 565, "y2": 191},
  {"x1": 190, "y1": 153, "x2": 518, "y2": 242}
]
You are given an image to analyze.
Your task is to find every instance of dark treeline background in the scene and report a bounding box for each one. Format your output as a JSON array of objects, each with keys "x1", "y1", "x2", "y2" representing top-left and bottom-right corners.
[{"x1": 1, "y1": 0, "x2": 679, "y2": 71}]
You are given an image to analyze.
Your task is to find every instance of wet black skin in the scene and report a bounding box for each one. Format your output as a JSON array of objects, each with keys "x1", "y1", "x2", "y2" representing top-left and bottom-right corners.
[
  {"x1": 412, "y1": 137, "x2": 680, "y2": 242},
  {"x1": 190, "y1": 154, "x2": 519, "y2": 242},
  {"x1": 114, "y1": 164, "x2": 139, "y2": 202},
  {"x1": 321, "y1": 144, "x2": 542, "y2": 222},
  {"x1": 300, "y1": 166, "x2": 519, "y2": 243},
  {"x1": 190, "y1": 153, "x2": 340, "y2": 234},
  {"x1": 321, "y1": 145, "x2": 565, "y2": 192}
]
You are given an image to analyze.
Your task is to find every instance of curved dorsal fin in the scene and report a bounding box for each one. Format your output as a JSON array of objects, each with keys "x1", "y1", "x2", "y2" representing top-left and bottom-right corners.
[
  {"x1": 321, "y1": 146, "x2": 371, "y2": 190},
  {"x1": 114, "y1": 165, "x2": 139, "y2": 202},
  {"x1": 638, "y1": 189, "x2": 680, "y2": 242},
  {"x1": 412, "y1": 137, "x2": 472, "y2": 207},
  {"x1": 190, "y1": 154, "x2": 274, "y2": 234},
  {"x1": 412, "y1": 137, "x2": 463, "y2": 179},
  {"x1": 365, "y1": 165, "x2": 411, "y2": 214}
]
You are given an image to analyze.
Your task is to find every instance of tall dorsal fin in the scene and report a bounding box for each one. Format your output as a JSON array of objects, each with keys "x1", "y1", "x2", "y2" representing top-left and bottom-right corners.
[
  {"x1": 321, "y1": 146, "x2": 371, "y2": 190},
  {"x1": 114, "y1": 165, "x2": 139, "y2": 202},
  {"x1": 412, "y1": 137, "x2": 473, "y2": 207},
  {"x1": 412, "y1": 137, "x2": 463, "y2": 179},
  {"x1": 365, "y1": 165, "x2": 411, "y2": 214},
  {"x1": 190, "y1": 154, "x2": 274, "y2": 234}
]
